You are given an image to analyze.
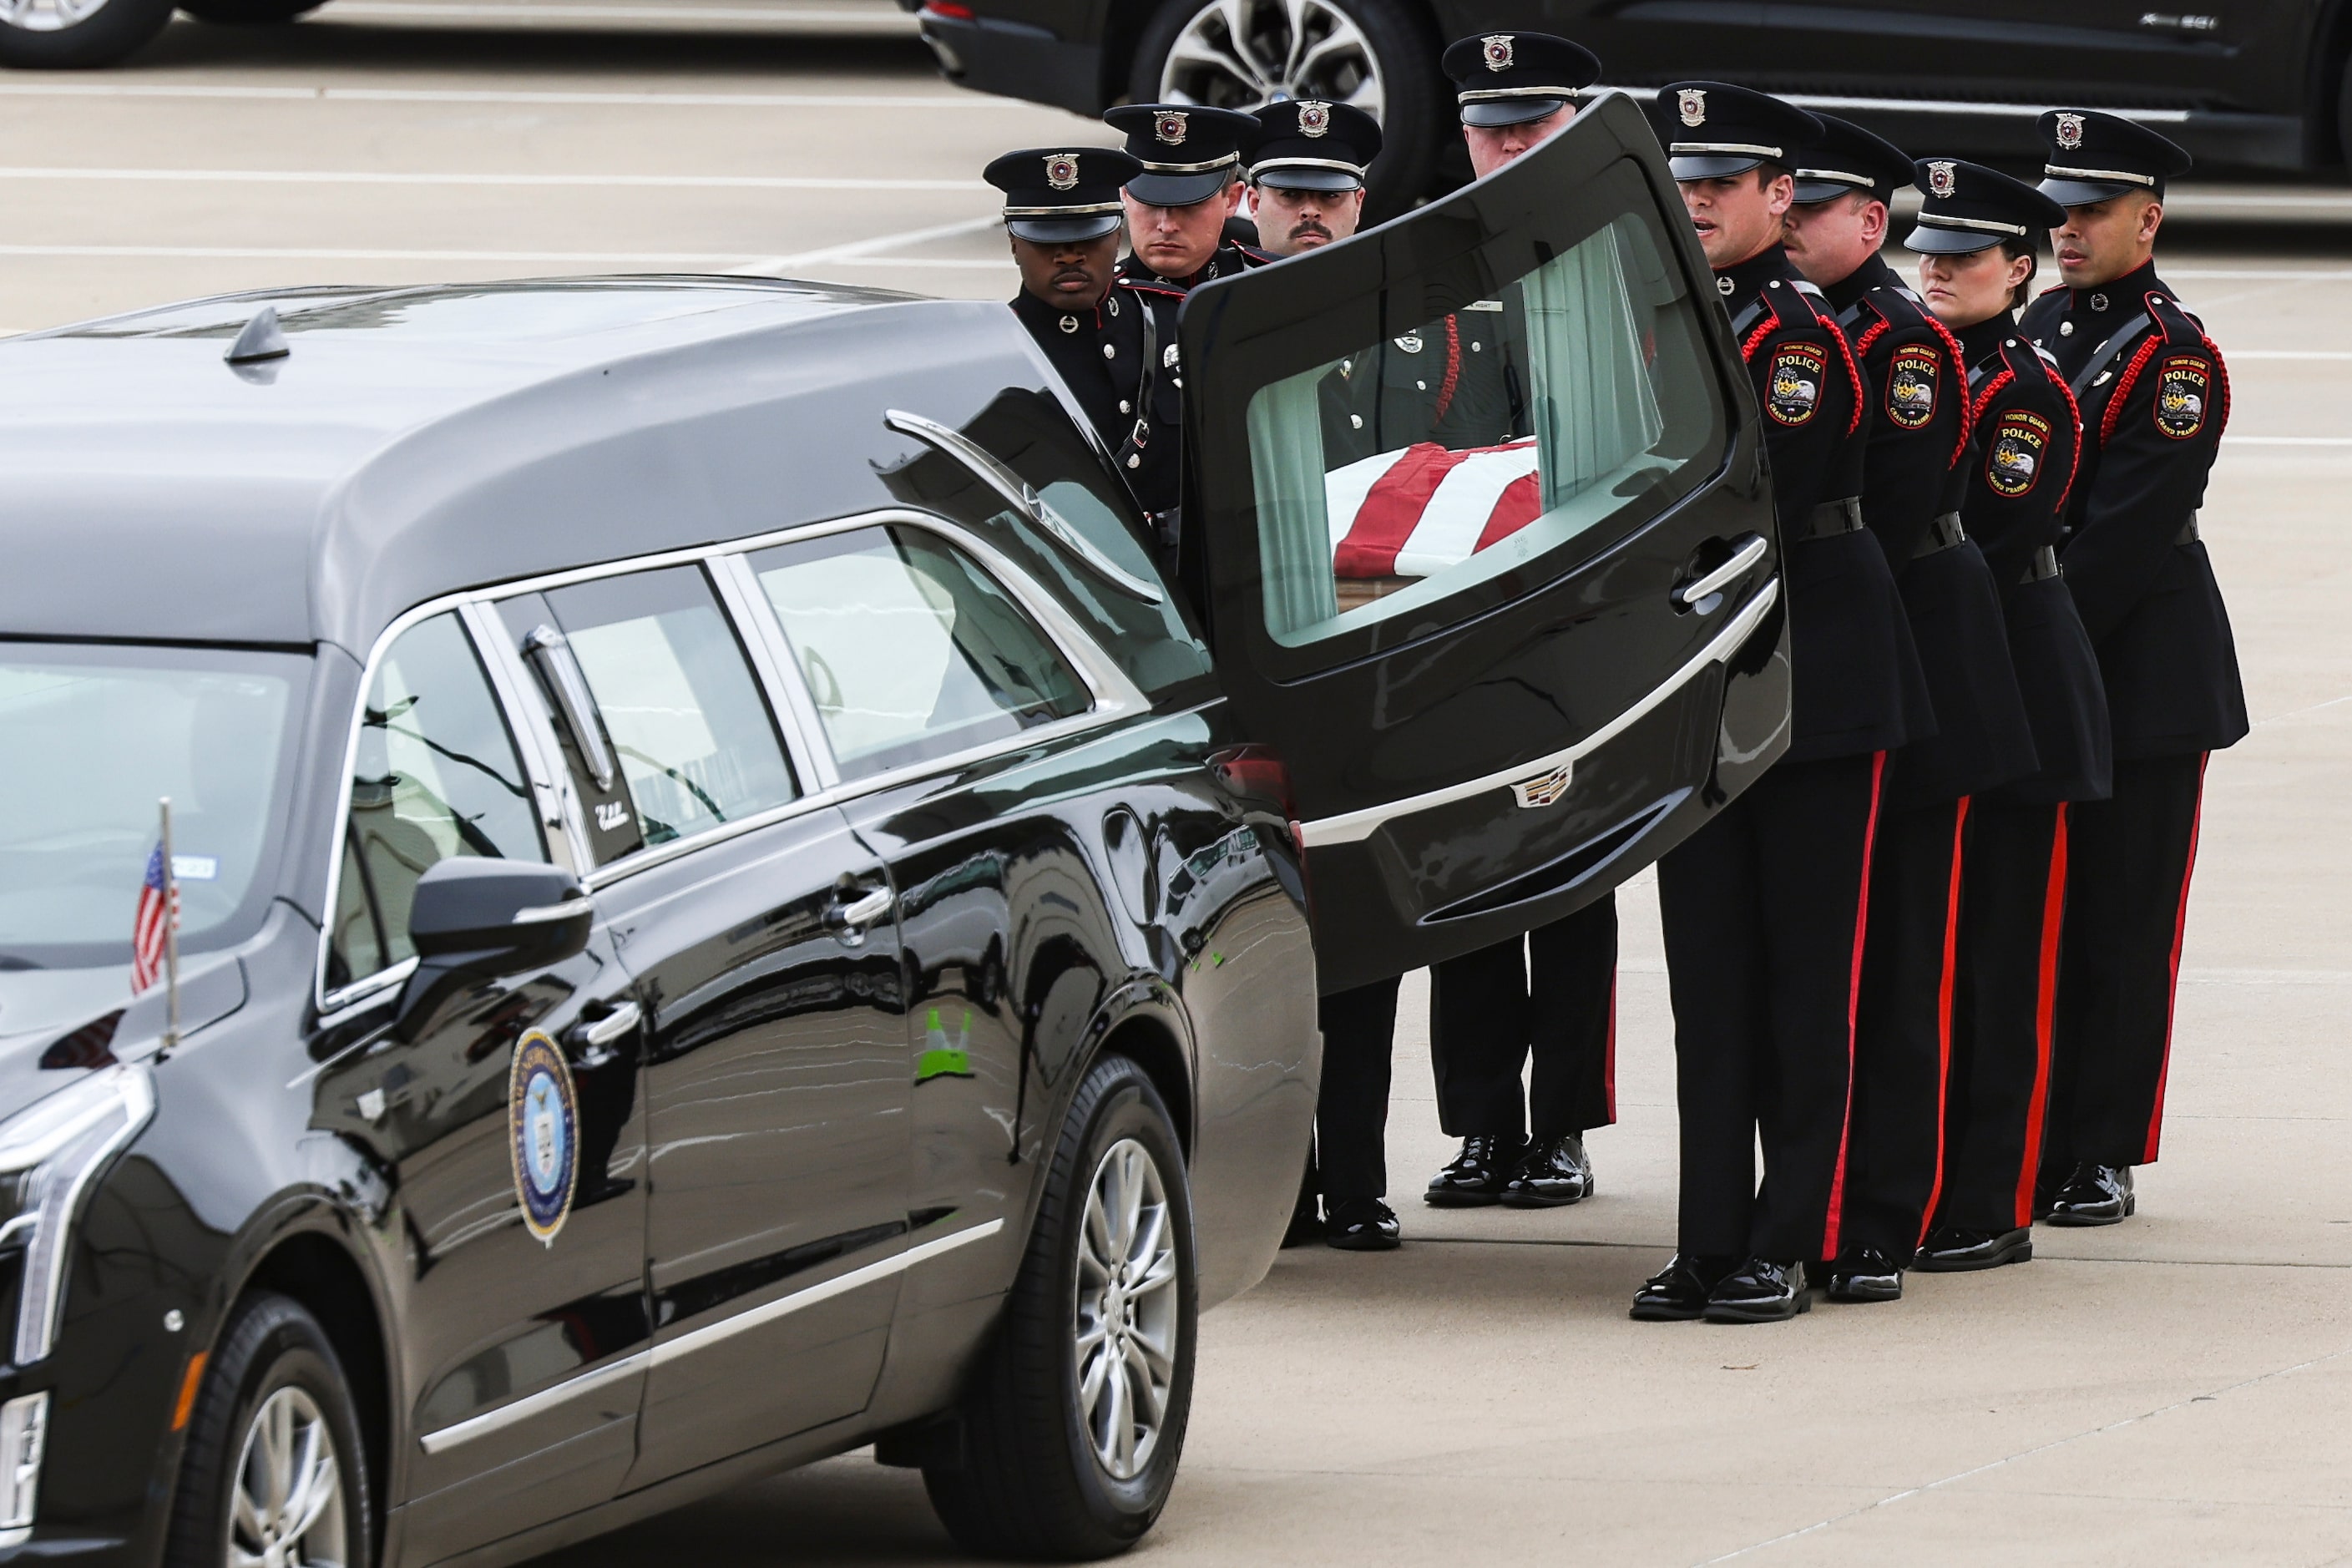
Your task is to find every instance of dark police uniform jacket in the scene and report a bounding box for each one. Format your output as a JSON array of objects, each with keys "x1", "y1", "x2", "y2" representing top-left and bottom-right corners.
[
  {"x1": 1007, "y1": 281, "x2": 1186, "y2": 535},
  {"x1": 1952, "y1": 319, "x2": 2110, "y2": 803},
  {"x1": 2017, "y1": 264, "x2": 2248, "y2": 761},
  {"x1": 1720, "y1": 245, "x2": 1932, "y2": 762},
  {"x1": 1829, "y1": 253, "x2": 2036, "y2": 806},
  {"x1": 1319, "y1": 300, "x2": 1527, "y2": 463},
  {"x1": 1106, "y1": 240, "x2": 1277, "y2": 537}
]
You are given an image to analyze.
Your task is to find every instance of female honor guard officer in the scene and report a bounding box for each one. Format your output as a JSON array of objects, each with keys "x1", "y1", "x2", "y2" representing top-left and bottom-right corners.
[
  {"x1": 1903, "y1": 159, "x2": 2112, "y2": 1272},
  {"x1": 1783, "y1": 116, "x2": 2037, "y2": 1303},
  {"x1": 2016, "y1": 111, "x2": 2247, "y2": 1227},
  {"x1": 1636, "y1": 84, "x2": 1932, "y2": 1324}
]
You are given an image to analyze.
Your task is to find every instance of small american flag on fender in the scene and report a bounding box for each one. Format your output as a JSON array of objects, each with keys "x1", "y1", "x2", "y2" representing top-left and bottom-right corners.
[
  {"x1": 131, "y1": 844, "x2": 177, "y2": 994},
  {"x1": 1327, "y1": 438, "x2": 1542, "y2": 579}
]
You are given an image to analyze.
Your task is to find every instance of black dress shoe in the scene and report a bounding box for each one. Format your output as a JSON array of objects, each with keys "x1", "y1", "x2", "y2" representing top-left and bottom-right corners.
[
  {"x1": 2046, "y1": 1164, "x2": 2135, "y2": 1227},
  {"x1": 1424, "y1": 1134, "x2": 1524, "y2": 1207},
  {"x1": 1704, "y1": 1258, "x2": 1812, "y2": 1323},
  {"x1": 1914, "y1": 1225, "x2": 2032, "y2": 1271},
  {"x1": 1826, "y1": 1246, "x2": 1907, "y2": 1302},
  {"x1": 1630, "y1": 1253, "x2": 1732, "y2": 1321},
  {"x1": 1323, "y1": 1198, "x2": 1401, "y2": 1251},
  {"x1": 1500, "y1": 1133, "x2": 1593, "y2": 1207},
  {"x1": 1280, "y1": 1196, "x2": 1323, "y2": 1249}
]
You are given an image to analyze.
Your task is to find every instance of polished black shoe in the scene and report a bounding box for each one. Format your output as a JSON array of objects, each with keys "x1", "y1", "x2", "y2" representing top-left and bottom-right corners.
[
  {"x1": 1630, "y1": 1253, "x2": 1732, "y2": 1321},
  {"x1": 1424, "y1": 1134, "x2": 1524, "y2": 1207},
  {"x1": 1826, "y1": 1246, "x2": 1907, "y2": 1302},
  {"x1": 1324, "y1": 1197, "x2": 1401, "y2": 1251},
  {"x1": 1703, "y1": 1258, "x2": 1813, "y2": 1323},
  {"x1": 1280, "y1": 1196, "x2": 1323, "y2": 1249},
  {"x1": 2045, "y1": 1164, "x2": 2136, "y2": 1227},
  {"x1": 1914, "y1": 1225, "x2": 2033, "y2": 1271},
  {"x1": 1500, "y1": 1133, "x2": 1593, "y2": 1207}
]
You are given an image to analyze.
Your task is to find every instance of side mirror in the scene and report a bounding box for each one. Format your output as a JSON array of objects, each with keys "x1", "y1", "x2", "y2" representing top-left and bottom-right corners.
[{"x1": 396, "y1": 859, "x2": 593, "y2": 1040}]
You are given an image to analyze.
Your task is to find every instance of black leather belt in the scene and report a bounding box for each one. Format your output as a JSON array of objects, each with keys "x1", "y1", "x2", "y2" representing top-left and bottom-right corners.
[
  {"x1": 2022, "y1": 545, "x2": 2060, "y2": 584},
  {"x1": 1911, "y1": 511, "x2": 1967, "y2": 559},
  {"x1": 2176, "y1": 513, "x2": 2201, "y2": 546},
  {"x1": 1803, "y1": 496, "x2": 1865, "y2": 540}
]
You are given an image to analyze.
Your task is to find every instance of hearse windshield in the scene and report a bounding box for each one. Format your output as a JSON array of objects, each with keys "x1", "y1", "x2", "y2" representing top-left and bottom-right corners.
[{"x1": 0, "y1": 642, "x2": 306, "y2": 973}]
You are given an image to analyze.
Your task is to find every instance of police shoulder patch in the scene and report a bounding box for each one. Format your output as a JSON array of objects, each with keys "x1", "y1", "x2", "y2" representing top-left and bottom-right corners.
[
  {"x1": 1766, "y1": 341, "x2": 1828, "y2": 427},
  {"x1": 1986, "y1": 407, "x2": 2052, "y2": 498},
  {"x1": 1885, "y1": 341, "x2": 1940, "y2": 431},
  {"x1": 2153, "y1": 353, "x2": 2212, "y2": 440}
]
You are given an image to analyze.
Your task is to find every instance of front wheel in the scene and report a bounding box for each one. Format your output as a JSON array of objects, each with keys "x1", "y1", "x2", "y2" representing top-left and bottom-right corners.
[
  {"x1": 923, "y1": 1054, "x2": 1197, "y2": 1559},
  {"x1": 0, "y1": 0, "x2": 175, "y2": 66}
]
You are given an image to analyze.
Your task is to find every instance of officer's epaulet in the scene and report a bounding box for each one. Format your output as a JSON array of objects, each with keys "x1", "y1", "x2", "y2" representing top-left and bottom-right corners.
[
  {"x1": 1238, "y1": 243, "x2": 1278, "y2": 265},
  {"x1": 1117, "y1": 277, "x2": 1186, "y2": 301},
  {"x1": 2036, "y1": 281, "x2": 2068, "y2": 297},
  {"x1": 2142, "y1": 290, "x2": 2216, "y2": 354}
]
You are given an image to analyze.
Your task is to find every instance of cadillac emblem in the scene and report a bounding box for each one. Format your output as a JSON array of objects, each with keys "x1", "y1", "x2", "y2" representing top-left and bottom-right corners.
[
  {"x1": 1481, "y1": 33, "x2": 1513, "y2": 71},
  {"x1": 1678, "y1": 88, "x2": 1707, "y2": 128},
  {"x1": 2055, "y1": 112, "x2": 2086, "y2": 150},
  {"x1": 1509, "y1": 761, "x2": 1573, "y2": 810},
  {"x1": 1154, "y1": 109, "x2": 1188, "y2": 144},
  {"x1": 1044, "y1": 153, "x2": 1080, "y2": 190},
  {"x1": 1297, "y1": 99, "x2": 1331, "y2": 137},
  {"x1": 1927, "y1": 159, "x2": 1957, "y2": 200}
]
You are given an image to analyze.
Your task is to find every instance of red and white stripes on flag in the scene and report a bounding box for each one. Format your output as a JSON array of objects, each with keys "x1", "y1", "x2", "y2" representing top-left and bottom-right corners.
[
  {"x1": 131, "y1": 844, "x2": 177, "y2": 994},
  {"x1": 1326, "y1": 438, "x2": 1543, "y2": 579}
]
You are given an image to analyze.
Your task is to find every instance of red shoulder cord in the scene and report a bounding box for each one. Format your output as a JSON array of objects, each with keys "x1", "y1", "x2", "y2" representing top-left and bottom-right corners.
[
  {"x1": 1921, "y1": 311, "x2": 1974, "y2": 466},
  {"x1": 2099, "y1": 335, "x2": 2164, "y2": 445},
  {"x1": 1822, "y1": 312, "x2": 1868, "y2": 438},
  {"x1": 1430, "y1": 314, "x2": 1463, "y2": 424},
  {"x1": 2049, "y1": 357, "x2": 2085, "y2": 516},
  {"x1": 1969, "y1": 368, "x2": 2015, "y2": 427}
]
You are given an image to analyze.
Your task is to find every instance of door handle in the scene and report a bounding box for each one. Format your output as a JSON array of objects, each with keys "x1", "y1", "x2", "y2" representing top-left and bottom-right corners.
[
  {"x1": 1673, "y1": 534, "x2": 1768, "y2": 611},
  {"x1": 827, "y1": 887, "x2": 895, "y2": 945},
  {"x1": 564, "y1": 1000, "x2": 641, "y2": 1066}
]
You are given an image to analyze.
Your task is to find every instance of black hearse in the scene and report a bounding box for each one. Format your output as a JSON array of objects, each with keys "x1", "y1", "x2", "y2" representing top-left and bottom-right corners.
[{"x1": 0, "y1": 100, "x2": 1783, "y2": 1566}]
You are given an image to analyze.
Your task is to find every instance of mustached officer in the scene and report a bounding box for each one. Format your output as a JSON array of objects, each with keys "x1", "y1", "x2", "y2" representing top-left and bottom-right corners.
[
  {"x1": 1245, "y1": 98, "x2": 1380, "y2": 259},
  {"x1": 1783, "y1": 114, "x2": 2038, "y2": 1305},
  {"x1": 2016, "y1": 111, "x2": 2246, "y2": 1226},
  {"x1": 1635, "y1": 83, "x2": 1934, "y2": 1324},
  {"x1": 1903, "y1": 159, "x2": 2112, "y2": 1272}
]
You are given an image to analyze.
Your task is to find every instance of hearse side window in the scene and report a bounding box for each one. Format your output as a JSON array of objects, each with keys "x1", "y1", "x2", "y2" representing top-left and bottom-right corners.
[
  {"x1": 751, "y1": 526, "x2": 1090, "y2": 781},
  {"x1": 329, "y1": 613, "x2": 543, "y2": 990},
  {"x1": 1242, "y1": 208, "x2": 1718, "y2": 650}
]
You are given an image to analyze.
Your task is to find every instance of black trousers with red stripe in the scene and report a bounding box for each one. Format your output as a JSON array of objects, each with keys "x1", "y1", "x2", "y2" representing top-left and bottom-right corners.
[
  {"x1": 1940, "y1": 797, "x2": 2068, "y2": 1233},
  {"x1": 2043, "y1": 754, "x2": 2209, "y2": 1180},
  {"x1": 1659, "y1": 753, "x2": 1884, "y2": 1262},
  {"x1": 1427, "y1": 894, "x2": 1616, "y2": 1141},
  {"x1": 1842, "y1": 795, "x2": 1970, "y2": 1259}
]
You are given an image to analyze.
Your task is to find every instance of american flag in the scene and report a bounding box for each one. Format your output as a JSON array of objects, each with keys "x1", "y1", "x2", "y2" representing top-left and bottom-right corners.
[
  {"x1": 1327, "y1": 438, "x2": 1543, "y2": 579},
  {"x1": 131, "y1": 844, "x2": 177, "y2": 994}
]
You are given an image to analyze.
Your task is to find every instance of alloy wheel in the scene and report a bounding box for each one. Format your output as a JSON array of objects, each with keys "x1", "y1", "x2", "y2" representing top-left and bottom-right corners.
[
  {"x1": 227, "y1": 1386, "x2": 347, "y2": 1568},
  {"x1": 1072, "y1": 1136, "x2": 1181, "y2": 1482},
  {"x1": 0, "y1": 0, "x2": 113, "y2": 30},
  {"x1": 1156, "y1": 0, "x2": 1385, "y2": 124}
]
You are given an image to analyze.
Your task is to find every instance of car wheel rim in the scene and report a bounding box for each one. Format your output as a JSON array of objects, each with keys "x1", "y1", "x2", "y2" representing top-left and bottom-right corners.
[
  {"x1": 1156, "y1": 0, "x2": 1385, "y2": 126},
  {"x1": 0, "y1": 0, "x2": 113, "y2": 31},
  {"x1": 1073, "y1": 1136, "x2": 1181, "y2": 1482},
  {"x1": 227, "y1": 1386, "x2": 346, "y2": 1568}
]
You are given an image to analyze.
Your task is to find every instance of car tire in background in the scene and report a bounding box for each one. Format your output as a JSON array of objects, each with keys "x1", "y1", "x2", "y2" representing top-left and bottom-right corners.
[
  {"x1": 0, "y1": 0, "x2": 175, "y2": 66},
  {"x1": 1127, "y1": 0, "x2": 1444, "y2": 220},
  {"x1": 178, "y1": 0, "x2": 326, "y2": 21},
  {"x1": 923, "y1": 1054, "x2": 1198, "y2": 1559},
  {"x1": 164, "y1": 1292, "x2": 375, "y2": 1568}
]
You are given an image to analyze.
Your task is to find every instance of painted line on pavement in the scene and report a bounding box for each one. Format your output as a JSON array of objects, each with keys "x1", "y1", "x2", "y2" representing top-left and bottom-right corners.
[
  {"x1": 0, "y1": 165, "x2": 984, "y2": 191},
  {"x1": 2225, "y1": 436, "x2": 2352, "y2": 446},
  {"x1": 0, "y1": 242, "x2": 762, "y2": 264},
  {"x1": 2230, "y1": 349, "x2": 2352, "y2": 360},
  {"x1": 734, "y1": 213, "x2": 997, "y2": 274},
  {"x1": 0, "y1": 82, "x2": 1011, "y2": 109},
  {"x1": 322, "y1": 1, "x2": 911, "y2": 19}
]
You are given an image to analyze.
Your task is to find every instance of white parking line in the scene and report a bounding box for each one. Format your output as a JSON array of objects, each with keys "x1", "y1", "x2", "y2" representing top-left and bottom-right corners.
[
  {"x1": 2228, "y1": 350, "x2": 2352, "y2": 361},
  {"x1": 0, "y1": 82, "x2": 1011, "y2": 109},
  {"x1": 0, "y1": 166, "x2": 984, "y2": 192},
  {"x1": 2225, "y1": 436, "x2": 2352, "y2": 447},
  {"x1": 0, "y1": 242, "x2": 761, "y2": 264},
  {"x1": 736, "y1": 213, "x2": 997, "y2": 273},
  {"x1": 323, "y1": 2, "x2": 912, "y2": 19}
]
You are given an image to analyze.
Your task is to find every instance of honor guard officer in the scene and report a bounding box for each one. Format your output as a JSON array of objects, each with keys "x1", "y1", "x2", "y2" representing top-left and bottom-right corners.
[
  {"x1": 982, "y1": 147, "x2": 1182, "y2": 534},
  {"x1": 1783, "y1": 115, "x2": 2037, "y2": 1304},
  {"x1": 1634, "y1": 83, "x2": 1933, "y2": 1324},
  {"x1": 1408, "y1": 30, "x2": 1622, "y2": 1215},
  {"x1": 2017, "y1": 110, "x2": 2247, "y2": 1226},
  {"x1": 1904, "y1": 159, "x2": 2112, "y2": 1272},
  {"x1": 1245, "y1": 98, "x2": 1380, "y2": 259},
  {"x1": 1106, "y1": 103, "x2": 1271, "y2": 293}
]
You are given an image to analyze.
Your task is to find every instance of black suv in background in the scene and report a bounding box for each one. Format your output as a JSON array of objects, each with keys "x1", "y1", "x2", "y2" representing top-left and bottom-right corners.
[{"x1": 913, "y1": 0, "x2": 2346, "y2": 211}]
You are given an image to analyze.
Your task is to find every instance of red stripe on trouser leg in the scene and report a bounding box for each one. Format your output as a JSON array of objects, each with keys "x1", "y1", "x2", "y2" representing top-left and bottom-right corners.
[
  {"x1": 1821, "y1": 750, "x2": 1888, "y2": 1261},
  {"x1": 2143, "y1": 756, "x2": 2209, "y2": 1164},
  {"x1": 2016, "y1": 803, "x2": 2067, "y2": 1229},
  {"x1": 1916, "y1": 796, "x2": 1970, "y2": 1248},
  {"x1": 1603, "y1": 970, "x2": 1618, "y2": 1124}
]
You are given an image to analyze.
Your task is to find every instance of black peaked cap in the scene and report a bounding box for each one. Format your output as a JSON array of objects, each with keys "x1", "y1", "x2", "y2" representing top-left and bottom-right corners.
[
  {"x1": 1904, "y1": 158, "x2": 2066, "y2": 255},
  {"x1": 1247, "y1": 99, "x2": 1382, "y2": 191},
  {"x1": 1103, "y1": 104, "x2": 1257, "y2": 205},
  {"x1": 984, "y1": 146, "x2": 1142, "y2": 243},
  {"x1": 1793, "y1": 112, "x2": 1912, "y2": 205},
  {"x1": 1442, "y1": 32, "x2": 1601, "y2": 128},
  {"x1": 2036, "y1": 109, "x2": 2193, "y2": 206},
  {"x1": 1657, "y1": 82, "x2": 1823, "y2": 180}
]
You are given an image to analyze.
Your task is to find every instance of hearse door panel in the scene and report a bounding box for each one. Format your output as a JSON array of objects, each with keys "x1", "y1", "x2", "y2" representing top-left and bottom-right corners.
[{"x1": 1180, "y1": 93, "x2": 1789, "y2": 993}]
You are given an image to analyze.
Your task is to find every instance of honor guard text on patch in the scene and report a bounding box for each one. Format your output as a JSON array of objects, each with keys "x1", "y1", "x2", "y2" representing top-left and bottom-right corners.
[
  {"x1": 1766, "y1": 344, "x2": 1826, "y2": 426},
  {"x1": 509, "y1": 1030, "x2": 580, "y2": 1247},
  {"x1": 1986, "y1": 408, "x2": 2051, "y2": 497},
  {"x1": 2154, "y1": 355, "x2": 2211, "y2": 439},
  {"x1": 1885, "y1": 343, "x2": 1940, "y2": 430}
]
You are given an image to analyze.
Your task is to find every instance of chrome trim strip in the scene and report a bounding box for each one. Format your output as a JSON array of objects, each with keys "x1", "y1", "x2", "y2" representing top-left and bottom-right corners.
[
  {"x1": 707, "y1": 552, "x2": 835, "y2": 793},
  {"x1": 459, "y1": 599, "x2": 587, "y2": 877},
  {"x1": 1298, "y1": 578, "x2": 1781, "y2": 848},
  {"x1": 316, "y1": 956, "x2": 417, "y2": 1024},
  {"x1": 417, "y1": 1352, "x2": 648, "y2": 1457}
]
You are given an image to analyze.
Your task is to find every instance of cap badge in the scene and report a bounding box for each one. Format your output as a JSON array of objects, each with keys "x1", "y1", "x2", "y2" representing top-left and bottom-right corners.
[
  {"x1": 2055, "y1": 113, "x2": 2086, "y2": 150},
  {"x1": 1678, "y1": 88, "x2": 1707, "y2": 128},
  {"x1": 1044, "y1": 153, "x2": 1080, "y2": 191},
  {"x1": 1927, "y1": 160, "x2": 1957, "y2": 200},
  {"x1": 1481, "y1": 33, "x2": 1513, "y2": 71},
  {"x1": 1154, "y1": 109, "x2": 1188, "y2": 145},
  {"x1": 1297, "y1": 99, "x2": 1331, "y2": 137}
]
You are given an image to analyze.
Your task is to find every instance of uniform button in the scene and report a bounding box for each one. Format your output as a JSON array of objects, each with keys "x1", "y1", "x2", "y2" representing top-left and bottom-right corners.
[
  {"x1": 1105, "y1": 295, "x2": 1120, "y2": 316},
  {"x1": 1349, "y1": 414, "x2": 1363, "y2": 429},
  {"x1": 1120, "y1": 400, "x2": 1131, "y2": 414},
  {"x1": 1126, "y1": 454, "x2": 1141, "y2": 468},
  {"x1": 1471, "y1": 341, "x2": 1483, "y2": 352},
  {"x1": 1103, "y1": 343, "x2": 1116, "y2": 359},
  {"x1": 1415, "y1": 380, "x2": 1426, "y2": 390},
  {"x1": 2060, "y1": 321, "x2": 2075, "y2": 336},
  {"x1": 1059, "y1": 314, "x2": 1078, "y2": 334}
]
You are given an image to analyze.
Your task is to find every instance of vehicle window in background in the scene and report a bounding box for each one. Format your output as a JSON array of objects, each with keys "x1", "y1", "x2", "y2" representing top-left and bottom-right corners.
[
  {"x1": 0, "y1": 643, "x2": 304, "y2": 973},
  {"x1": 544, "y1": 564, "x2": 798, "y2": 857},
  {"x1": 330, "y1": 613, "x2": 544, "y2": 989},
  {"x1": 1244, "y1": 210, "x2": 1718, "y2": 648},
  {"x1": 753, "y1": 526, "x2": 1090, "y2": 781}
]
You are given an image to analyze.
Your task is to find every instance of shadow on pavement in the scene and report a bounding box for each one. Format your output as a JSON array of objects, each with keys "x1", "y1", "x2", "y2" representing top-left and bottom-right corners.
[{"x1": 122, "y1": 17, "x2": 933, "y2": 79}]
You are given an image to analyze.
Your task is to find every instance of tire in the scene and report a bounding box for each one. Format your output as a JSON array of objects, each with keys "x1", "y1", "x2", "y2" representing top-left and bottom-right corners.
[
  {"x1": 0, "y1": 0, "x2": 175, "y2": 67},
  {"x1": 164, "y1": 1292, "x2": 374, "y2": 1568},
  {"x1": 1126, "y1": 0, "x2": 1445, "y2": 220},
  {"x1": 178, "y1": 0, "x2": 326, "y2": 23},
  {"x1": 923, "y1": 1055, "x2": 1198, "y2": 1560}
]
